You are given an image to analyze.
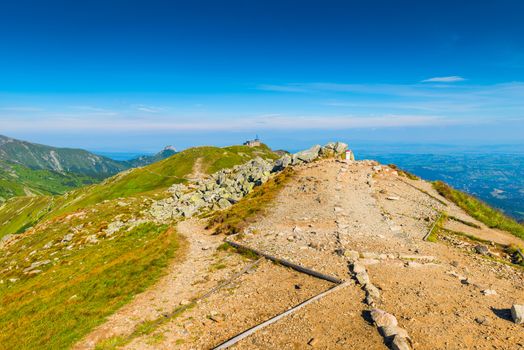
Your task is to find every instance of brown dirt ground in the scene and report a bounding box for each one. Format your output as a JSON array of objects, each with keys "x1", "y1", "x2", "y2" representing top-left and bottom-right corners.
[{"x1": 76, "y1": 159, "x2": 524, "y2": 350}]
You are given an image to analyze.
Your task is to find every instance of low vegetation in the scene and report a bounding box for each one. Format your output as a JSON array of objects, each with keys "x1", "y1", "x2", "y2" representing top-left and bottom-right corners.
[
  {"x1": 217, "y1": 242, "x2": 261, "y2": 260},
  {"x1": 448, "y1": 214, "x2": 481, "y2": 229},
  {"x1": 0, "y1": 144, "x2": 278, "y2": 239},
  {"x1": 0, "y1": 196, "x2": 54, "y2": 239},
  {"x1": 387, "y1": 164, "x2": 420, "y2": 180},
  {"x1": 425, "y1": 212, "x2": 448, "y2": 242},
  {"x1": 0, "y1": 217, "x2": 181, "y2": 350},
  {"x1": 0, "y1": 143, "x2": 280, "y2": 349},
  {"x1": 0, "y1": 160, "x2": 98, "y2": 201},
  {"x1": 433, "y1": 181, "x2": 524, "y2": 239},
  {"x1": 438, "y1": 226, "x2": 524, "y2": 268},
  {"x1": 506, "y1": 244, "x2": 524, "y2": 266},
  {"x1": 206, "y1": 167, "x2": 295, "y2": 235}
]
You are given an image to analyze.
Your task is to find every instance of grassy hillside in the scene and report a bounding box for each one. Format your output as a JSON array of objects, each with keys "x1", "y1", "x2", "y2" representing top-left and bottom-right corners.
[
  {"x1": 0, "y1": 144, "x2": 278, "y2": 239},
  {"x1": 433, "y1": 180, "x2": 524, "y2": 239},
  {"x1": 0, "y1": 196, "x2": 182, "y2": 350},
  {"x1": 0, "y1": 196, "x2": 54, "y2": 237},
  {"x1": 0, "y1": 143, "x2": 276, "y2": 350},
  {"x1": 47, "y1": 144, "x2": 278, "y2": 216},
  {"x1": 0, "y1": 160, "x2": 97, "y2": 201},
  {"x1": 0, "y1": 134, "x2": 127, "y2": 177}
]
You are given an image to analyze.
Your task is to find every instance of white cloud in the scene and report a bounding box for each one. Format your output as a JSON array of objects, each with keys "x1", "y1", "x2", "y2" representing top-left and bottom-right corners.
[
  {"x1": 2, "y1": 80, "x2": 522, "y2": 138},
  {"x1": 133, "y1": 104, "x2": 164, "y2": 113},
  {"x1": 69, "y1": 105, "x2": 108, "y2": 112},
  {"x1": 0, "y1": 113, "x2": 461, "y2": 133},
  {"x1": 0, "y1": 107, "x2": 43, "y2": 112},
  {"x1": 257, "y1": 84, "x2": 309, "y2": 93},
  {"x1": 421, "y1": 76, "x2": 465, "y2": 83}
]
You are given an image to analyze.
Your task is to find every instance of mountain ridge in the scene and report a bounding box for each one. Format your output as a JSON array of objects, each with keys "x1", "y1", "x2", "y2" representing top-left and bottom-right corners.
[
  {"x1": 0, "y1": 143, "x2": 523, "y2": 350},
  {"x1": 0, "y1": 135, "x2": 179, "y2": 203},
  {"x1": 0, "y1": 134, "x2": 127, "y2": 178},
  {"x1": 0, "y1": 142, "x2": 279, "y2": 239}
]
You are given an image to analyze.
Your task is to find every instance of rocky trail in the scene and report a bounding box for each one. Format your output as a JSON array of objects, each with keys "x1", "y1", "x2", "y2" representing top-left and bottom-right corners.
[
  {"x1": 79, "y1": 157, "x2": 524, "y2": 350},
  {"x1": 74, "y1": 219, "x2": 233, "y2": 349}
]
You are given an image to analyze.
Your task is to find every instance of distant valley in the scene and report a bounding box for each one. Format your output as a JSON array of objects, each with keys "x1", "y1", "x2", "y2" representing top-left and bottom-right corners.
[
  {"x1": 357, "y1": 151, "x2": 524, "y2": 222},
  {"x1": 0, "y1": 135, "x2": 177, "y2": 202}
]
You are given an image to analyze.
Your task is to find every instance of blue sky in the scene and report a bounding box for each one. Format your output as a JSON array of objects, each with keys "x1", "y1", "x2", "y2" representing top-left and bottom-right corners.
[{"x1": 0, "y1": 0, "x2": 523, "y2": 152}]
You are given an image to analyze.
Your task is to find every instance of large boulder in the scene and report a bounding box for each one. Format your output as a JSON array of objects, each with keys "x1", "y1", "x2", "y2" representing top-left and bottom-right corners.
[
  {"x1": 320, "y1": 141, "x2": 348, "y2": 156},
  {"x1": 511, "y1": 304, "x2": 524, "y2": 324},
  {"x1": 320, "y1": 142, "x2": 337, "y2": 157},
  {"x1": 218, "y1": 198, "x2": 232, "y2": 209},
  {"x1": 293, "y1": 145, "x2": 321, "y2": 164},
  {"x1": 391, "y1": 335, "x2": 412, "y2": 350},
  {"x1": 273, "y1": 154, "x2": 291, "y2": 171},
  {"x1": 379, "y1": 325, "x2": 409, "y2": 339},
  {"x1": 334, "y1": 141, "x2": 348, "y2": 154},
  {"x1": 370, "y1": 309, "x2": 398, "y2": 327}
]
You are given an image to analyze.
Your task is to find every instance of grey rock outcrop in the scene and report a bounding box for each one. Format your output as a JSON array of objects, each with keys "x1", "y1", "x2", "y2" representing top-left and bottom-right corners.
[
  {"x1": 23, "y1": 260, "x2": 51, "y2": 274},
  {"x1": 150, "y1": 142, "x2": 349, "y2": 221},
  {"x1": 319, "y1": 141, "x2": 348, "y2": 157},
  {"x1": 293, "y1": 145, "x2": 322, "y2": 164},
  {"x1": 151, "y1": 157, "x2": 276, "y2": 220}
]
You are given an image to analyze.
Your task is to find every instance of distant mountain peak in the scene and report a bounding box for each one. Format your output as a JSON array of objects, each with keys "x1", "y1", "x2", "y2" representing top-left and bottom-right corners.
[
  {"x1": 126, "y1": 146, "x2": 178, "y2": 167},
  {"x1": 163, "y1": 145, "x2": 177, "y2": 152}
]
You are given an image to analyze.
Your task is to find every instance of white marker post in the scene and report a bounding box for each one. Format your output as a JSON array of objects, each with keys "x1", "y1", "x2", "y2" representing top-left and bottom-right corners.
[{"x1": 345, "y1": 149, "x2": 352, "y2": 162}]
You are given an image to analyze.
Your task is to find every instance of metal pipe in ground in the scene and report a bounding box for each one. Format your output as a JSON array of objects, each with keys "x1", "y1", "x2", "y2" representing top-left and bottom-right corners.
[
  {"x1": 224, "y1": 239, "x2": 343, "y2": 284},
  {"x1": 423, "y1": 213, "x2": 443, "y2": 241},
  {"x1": 212, "y1": 281, "x2": 350, "y2": 350}
]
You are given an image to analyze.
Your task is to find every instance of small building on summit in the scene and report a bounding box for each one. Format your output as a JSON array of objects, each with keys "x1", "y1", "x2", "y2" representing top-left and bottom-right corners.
[{"x1": 243, "y1": 137, "x2": 261, "y2": 147}]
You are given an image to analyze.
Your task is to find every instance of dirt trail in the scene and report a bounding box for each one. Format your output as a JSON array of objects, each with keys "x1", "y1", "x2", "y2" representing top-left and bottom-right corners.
[
  {"x1": 77, "y1": 159, "x2": 524, "y2": 350},
  {"x1": 74, "y1": 219, "x2": 231, "y2": 349},
  {"x1": 394, "y1": 176, "x2": 524, "y2": 247},
  {"x1": 228, "y1": 160, "x2": 523, "y2": 349},
  {"x1": 187, "y1": 157, "x2": 206, "y2": 181}
]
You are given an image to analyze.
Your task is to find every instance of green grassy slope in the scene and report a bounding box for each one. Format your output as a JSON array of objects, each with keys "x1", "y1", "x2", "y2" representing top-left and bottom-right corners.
[
  {"x1": 0, "y1": 143, "x2": 276, "y2": 350},
  {"x1": 433, "y1": 180, "x2": 524, "y2": 239},
  {"x1": 0, "y1": 196, "x2": 54, "y2": 236},
  {"x1": 0, "y1": 144, "x2": 277, "y2": 239},
  {"x1": 0, "y1": 160, "x2": 97, "y2": 201},
  {"x1": 0, "y1": 134, "x2": 127, "y2": 177},
  {"x1": 0, "y1": 197, "x2": 182, "y2": 350}
]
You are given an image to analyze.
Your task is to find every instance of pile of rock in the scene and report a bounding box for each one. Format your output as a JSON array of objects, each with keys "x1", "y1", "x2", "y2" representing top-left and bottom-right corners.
[
  {"x1": 350, "y1": 259, "x2": 413, "y2": 350},
  {"x1": 150, "y1": 157, "x2": 274, "y2": 220},
  {"x1": 350, "y1": 261, "x2": 381, "y2": 306},
  {"x1": 370, "y1": 309, "x2": 413, "y2": 350},
  {"x1": 150, "y1": 142, "x2": 348, "y2": 221}
]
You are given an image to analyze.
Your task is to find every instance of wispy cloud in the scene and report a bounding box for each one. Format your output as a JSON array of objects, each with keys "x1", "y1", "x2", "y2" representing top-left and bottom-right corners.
[
  {"x1": 133, "y1": 104, "x2": 164, "y2": 113},
  {"x1": 66, "y1": 105, "x2": 119, "y2": 116},
  {"x1": 0, "y1": 113, "x2": 468, "y2": 133},
  {"x1": 1, "y1": 80, "x2": 522, "y2": 141},
  {"x1": 257, "y1": 84, "x2": 309, "y2": 93},
  {"x1": 421, "y1": 76, "x2": 465, "y2": 83},
  {"x1": 0, "y1": 106, "x2": 43, "y2": 112},
  {"x1": 69, "y1": 105, "x2": 108, "y2": 112},
  {"x1": 256, "y1": 81, "x2": 524, "y2": 103}
]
